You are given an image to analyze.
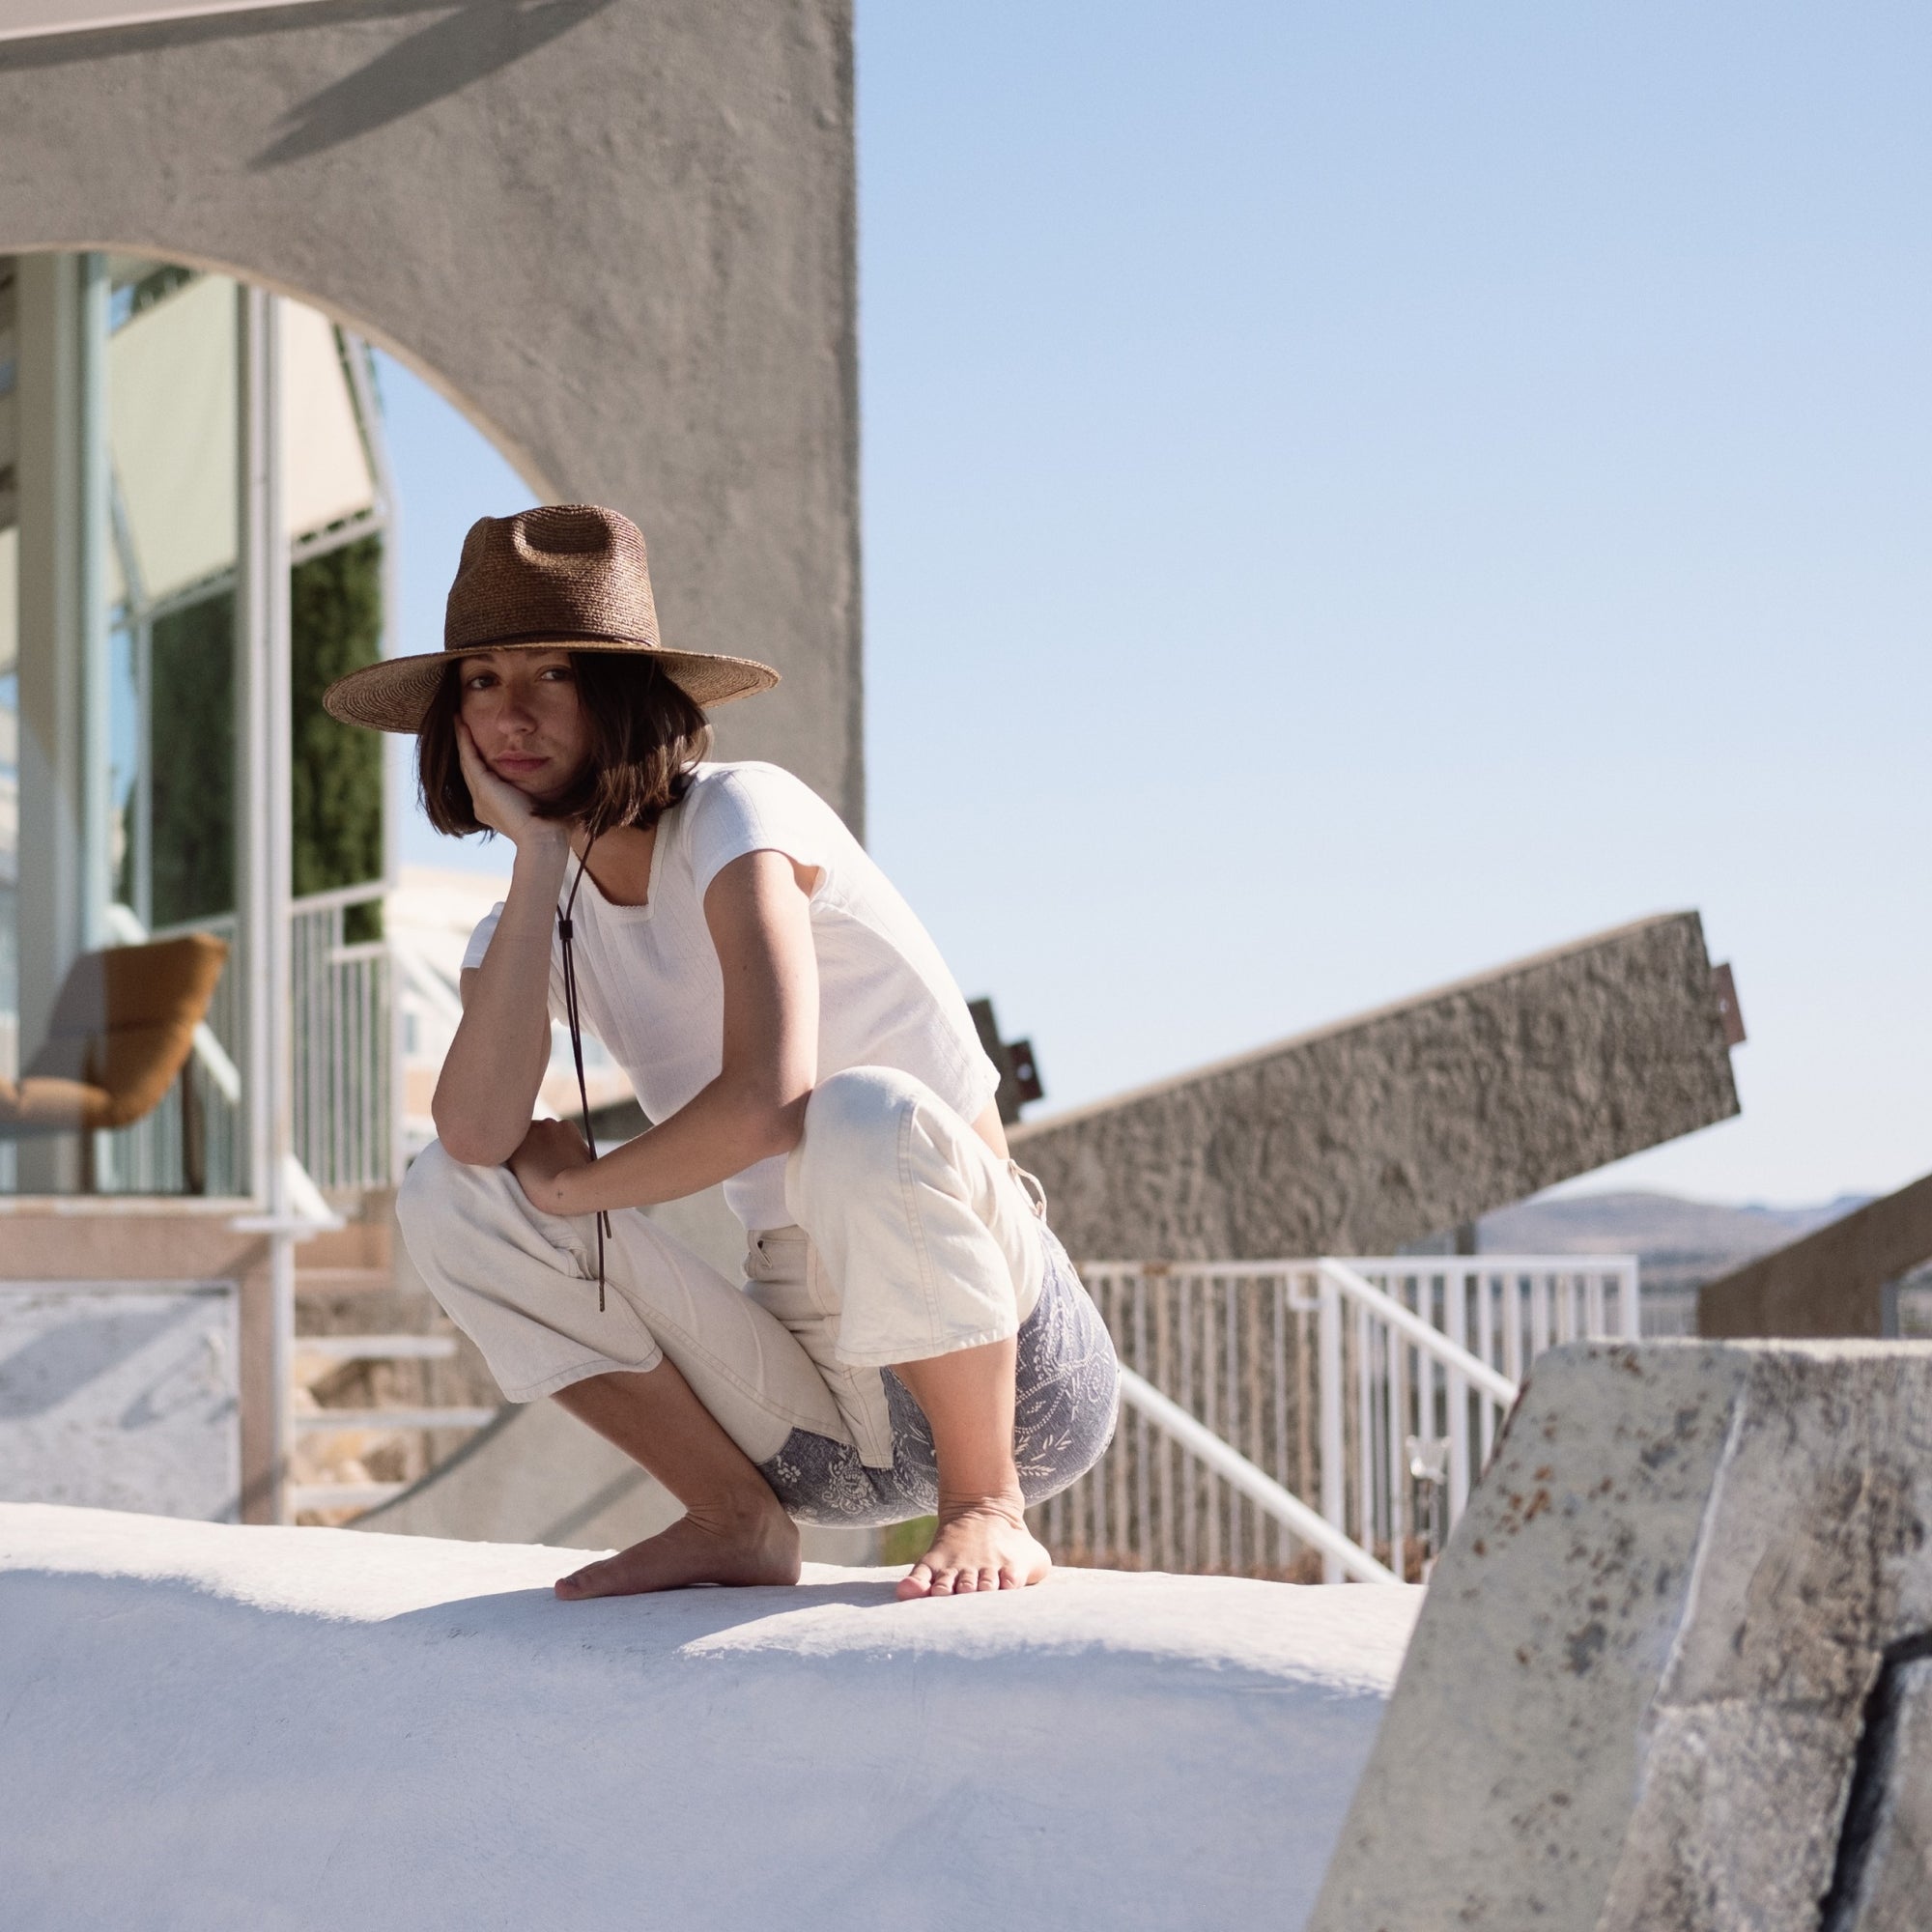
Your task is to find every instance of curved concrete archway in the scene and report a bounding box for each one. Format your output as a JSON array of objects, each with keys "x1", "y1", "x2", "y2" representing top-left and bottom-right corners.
[{"x1": 0, "y1": 0, "x2": 863, "y2": 821}]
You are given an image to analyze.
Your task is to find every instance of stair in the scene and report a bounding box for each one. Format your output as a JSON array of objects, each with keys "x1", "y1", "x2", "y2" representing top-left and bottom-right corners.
[{"x1": 289, "y1": 1191, "x2": 503, "y2": 1522}]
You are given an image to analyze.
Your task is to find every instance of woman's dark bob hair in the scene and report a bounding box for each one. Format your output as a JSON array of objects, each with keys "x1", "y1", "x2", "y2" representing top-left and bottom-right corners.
[{"x1": 417, "y1": 650, "x2": 712, "y2": 839}]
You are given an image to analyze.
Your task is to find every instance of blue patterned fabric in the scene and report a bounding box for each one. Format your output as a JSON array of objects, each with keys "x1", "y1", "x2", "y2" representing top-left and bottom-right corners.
[{"x1": 758, "y1": 1227, "x2": 1121, "y2": 1527}]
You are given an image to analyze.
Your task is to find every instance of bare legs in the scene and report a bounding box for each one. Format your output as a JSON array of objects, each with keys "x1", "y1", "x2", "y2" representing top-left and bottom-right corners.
[
  {"x1": 543, "y1": 1340, "x2": 1045, "y2": 1603},
  {"x1": 548, "y1": 1358, "x2": 799, "y2": 1600},
  {"x1": 891, "y1": 1335, "x2": 1051, "y2": 1599}
]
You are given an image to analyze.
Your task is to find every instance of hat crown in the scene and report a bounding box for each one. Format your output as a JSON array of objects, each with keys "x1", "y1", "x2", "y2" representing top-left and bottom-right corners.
[
  {"x1": 445, "y1": 503, "x2": 661, "y2": 653},
  {"x1": 321, "y1": 500, "x2": 779, "y2": 734}
]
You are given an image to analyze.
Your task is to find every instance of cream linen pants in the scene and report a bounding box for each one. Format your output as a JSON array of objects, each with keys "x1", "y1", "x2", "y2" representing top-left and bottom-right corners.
[{"x1": 396, "y1": 1065, "x2": 1121, "y2": 1527}]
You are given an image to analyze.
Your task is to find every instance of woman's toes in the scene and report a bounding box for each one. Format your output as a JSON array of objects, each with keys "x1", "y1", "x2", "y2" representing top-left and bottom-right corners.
[{"x1": 554, "y1": 1564, "x2": 598, "y2": 1599}]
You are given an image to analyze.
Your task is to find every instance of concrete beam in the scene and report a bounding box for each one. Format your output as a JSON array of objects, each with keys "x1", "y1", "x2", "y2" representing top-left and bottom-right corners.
[
  {"x1": 0, "y1": 0, "x2": 863, "y2": 825},
  {"x1": 1699, "y1": 1171, "x2": 1932, "y2": 1340},
  {"x1": 1011, "y1": 912, "x2": 1740, "y2": 1261},
  {"x1": 1311, "y1": 1339, "x2": 1932, "y2": 1932}
]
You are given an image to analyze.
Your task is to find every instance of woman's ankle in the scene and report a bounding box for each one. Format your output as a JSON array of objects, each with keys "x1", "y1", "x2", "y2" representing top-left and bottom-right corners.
[
  {"x1": 934, "y1": 1482, "x2": 1027, "y2": 1526},
  {"x1": 687, "y1": 1481, "x2": 792, "y2": 1535}
]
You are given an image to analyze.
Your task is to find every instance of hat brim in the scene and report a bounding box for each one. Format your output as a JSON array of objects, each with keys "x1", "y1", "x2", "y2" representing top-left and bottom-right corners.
[{"x1": 322, "y1": 639, "x2": 781, "y2": 734}]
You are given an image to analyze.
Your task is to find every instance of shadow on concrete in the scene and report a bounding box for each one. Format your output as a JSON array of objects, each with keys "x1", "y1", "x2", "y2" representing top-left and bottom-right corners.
[
  {"x1": 378, "y1": 1571, "x2": 910, "y2": 1654},
  {"x1": 0, "y1": 1300, "x2": 198, "y2": 1421},
  {"x1": 252, "y1": 0, "x2": 616, "y2": 169},
  {"x1": 1, "y1": 1561, "x2": 910, "y2": 1664}
]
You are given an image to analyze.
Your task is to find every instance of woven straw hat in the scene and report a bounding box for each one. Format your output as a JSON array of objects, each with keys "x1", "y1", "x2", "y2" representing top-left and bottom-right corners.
[{"x1": 322, "y1": 503, "x2": 780, "y2": 733}]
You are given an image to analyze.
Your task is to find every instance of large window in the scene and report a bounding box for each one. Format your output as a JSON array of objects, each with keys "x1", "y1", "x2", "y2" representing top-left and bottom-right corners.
[{"x1": 0, "y1": 251, "x2": 393, "y2": 1196}]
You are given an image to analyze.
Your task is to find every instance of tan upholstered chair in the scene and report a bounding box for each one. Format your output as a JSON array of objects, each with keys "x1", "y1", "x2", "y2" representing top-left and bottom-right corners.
[{"x1": 0, "y1": 933, "x2": 230, "y2": 1147}]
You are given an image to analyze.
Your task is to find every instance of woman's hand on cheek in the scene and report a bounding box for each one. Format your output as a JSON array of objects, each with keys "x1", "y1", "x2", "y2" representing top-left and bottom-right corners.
[
  {"x1": 508, "y1": 1117, "x2": 597, "y2": 1213},
  {"x1": 457, "y1": 719, "x2": 553, "y2": 848}
]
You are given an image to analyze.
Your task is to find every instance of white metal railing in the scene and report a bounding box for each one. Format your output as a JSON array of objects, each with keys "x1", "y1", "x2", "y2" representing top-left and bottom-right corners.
[
  {"x1": 1113, "y1": 1366, "x2": 1397, "y2": 1583},
  {"x1": 88, "y1": 891, "x2": 400, "y2": 1201},
  {"x1": 1040, "y1": 1254, "x2": 1640, "y2": 1583},
  {"x1": 292, "y1": 886, "x2": 400, "y2": 1194}
]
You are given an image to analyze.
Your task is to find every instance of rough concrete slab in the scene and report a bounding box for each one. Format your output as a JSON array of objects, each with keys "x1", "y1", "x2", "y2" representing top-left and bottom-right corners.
[
  {"x1": 0, "y1": 1503, "x2": 1420, "y2": 1931},
  {"x1": 1012, "y1": 912, "x2": 1739, "y2": 1260},
  {"x1": 1700, "y1": 1170, "x2": 1932, "y2": 1339},
  {"x1": 1309, "y1": 1340, "x2": 1932, "y2": 1932}
]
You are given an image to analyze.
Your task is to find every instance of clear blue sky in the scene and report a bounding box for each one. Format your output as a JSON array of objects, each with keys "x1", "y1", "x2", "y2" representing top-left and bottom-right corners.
[{"x1": 389, "y1": 2, "x2": 1931, "y2": 1208}]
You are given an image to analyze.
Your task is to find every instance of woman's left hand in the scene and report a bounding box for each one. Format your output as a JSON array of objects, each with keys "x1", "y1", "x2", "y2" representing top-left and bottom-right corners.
[{"x1": 508, "y1": 1118, "x2": 596, "y2": 1213}]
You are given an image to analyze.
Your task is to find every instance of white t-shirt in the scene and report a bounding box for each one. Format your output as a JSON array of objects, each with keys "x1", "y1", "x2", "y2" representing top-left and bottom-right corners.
[{"x1": 461, "y1": 761, "x2": 1001, "y2": 1232}]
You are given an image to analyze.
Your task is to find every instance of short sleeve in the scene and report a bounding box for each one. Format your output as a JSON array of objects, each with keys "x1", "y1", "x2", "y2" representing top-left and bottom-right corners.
[
  {"x1": 457, "y1": 900, "x2": 567, "y2": 1025},
  {"x1": 460, "y1": 904, "x2": 506, "y2": 971},
  {"x1": 683, "y1": 765, "x2": 836, "y2": 903}
]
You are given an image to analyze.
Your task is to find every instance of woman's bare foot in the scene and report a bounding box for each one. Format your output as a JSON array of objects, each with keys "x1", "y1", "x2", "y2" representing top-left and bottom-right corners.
[
  {"x1": 896, "y1": 1494, "x2": 1051, "y2": 1599},
  {"x1": 554, "y1": 1492, "x2": 801, "y2": 1600}
]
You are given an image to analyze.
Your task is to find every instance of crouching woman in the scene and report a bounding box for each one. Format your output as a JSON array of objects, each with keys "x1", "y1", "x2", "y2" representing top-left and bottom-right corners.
[{"x1": 324, "y1": 505, "x2": 1119, "y2": 1600}]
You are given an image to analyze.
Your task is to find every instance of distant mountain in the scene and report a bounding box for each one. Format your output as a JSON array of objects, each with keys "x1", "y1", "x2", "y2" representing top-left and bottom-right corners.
[{"x1": 1473, "y1": 1190, "x2": 1871, "y2": 1296}]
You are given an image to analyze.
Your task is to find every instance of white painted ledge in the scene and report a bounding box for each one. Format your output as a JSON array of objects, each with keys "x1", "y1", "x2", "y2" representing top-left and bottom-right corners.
[{"x1": 0, "y1": 1503, "x2": 1419, "y2": 1932}]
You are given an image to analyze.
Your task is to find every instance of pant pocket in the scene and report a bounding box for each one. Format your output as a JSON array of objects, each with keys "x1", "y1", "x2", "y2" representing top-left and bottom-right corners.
[{"x1": 818, "y1": 1362, "x2": 896, "y2": 1471}]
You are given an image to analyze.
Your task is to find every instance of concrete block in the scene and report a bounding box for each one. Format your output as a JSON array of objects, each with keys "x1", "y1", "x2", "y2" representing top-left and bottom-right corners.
[
  {"x1": 1310, "y1": 1340, "x2": 1932, "y2": 1932},
  {"x1": 1827, "y1": 1654, "x2": 1932, "y2": 1928},
  {"x1": 1012, "y1": 912, "x2": 1739, "y2": 1260},
  {"x1": 0, "y1": 1503, "x2": 1420, "y2": 1931},
  {"x1": 0, "y1": 1282, "x2": 238, "y2": 1519}
]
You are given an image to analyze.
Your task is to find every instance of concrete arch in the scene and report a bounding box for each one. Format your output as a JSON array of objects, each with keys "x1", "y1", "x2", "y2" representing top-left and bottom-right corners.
[
  {"x1": 8, "y1": 237, "x2": 556, "y2": 498},
  {"x1": 0, "y1": 0, "x2": 863, "y2": 822}
]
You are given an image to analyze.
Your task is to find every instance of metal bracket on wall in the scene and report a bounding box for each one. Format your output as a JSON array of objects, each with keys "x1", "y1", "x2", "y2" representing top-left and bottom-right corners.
[{"x1": 1712, "y1": 961, "x2": 1746, "y2": 1047}]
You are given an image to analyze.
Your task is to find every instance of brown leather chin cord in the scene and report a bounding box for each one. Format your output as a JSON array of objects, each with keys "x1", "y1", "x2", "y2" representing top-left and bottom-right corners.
[{"x1": 558, "y1": 836, "x2": 611, "y2": 1312}]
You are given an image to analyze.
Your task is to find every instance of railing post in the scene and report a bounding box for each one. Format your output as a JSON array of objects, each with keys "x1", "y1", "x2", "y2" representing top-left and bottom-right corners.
[
  {"x1": 239, "y1": 283, "x2": 296, "y2": 1524},
  {"x1": 1318, "y1": 1266, "x2": 1345, "y2": 1584},
  {"x1": 1446, "y1": 1263, "x2": 1471, "y2": 1519}
]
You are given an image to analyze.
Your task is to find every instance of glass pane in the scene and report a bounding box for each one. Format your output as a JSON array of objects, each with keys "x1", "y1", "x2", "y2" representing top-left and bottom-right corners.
[
  {"x1": 1, "y1": 252, "x2": 246, "y2": 1196},
  {"x1": 1, "y1": 253, "x2": 396, "y2": 1198},
  {"x1": 292, "y1": 532, "x2": 384, "y2": 916},
  {"x1": 100, "y1": 260, "x2": 243, "y2": 1195},
  {"x1": 287, "y1": 311, "x2": 385, "y2": 934},
  {"x1": 147, "y1": 591, "x2": 237, "y2": 929}
]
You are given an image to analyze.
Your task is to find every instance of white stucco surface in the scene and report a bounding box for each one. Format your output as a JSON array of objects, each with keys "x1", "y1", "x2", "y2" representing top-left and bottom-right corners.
[{"x1": 0, "y1": 1503, "x2": 1418, "y2": 1931}]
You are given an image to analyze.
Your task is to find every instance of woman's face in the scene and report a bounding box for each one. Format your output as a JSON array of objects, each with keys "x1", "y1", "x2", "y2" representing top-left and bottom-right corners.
[{"x1": 458, "y1": 648, "x2": 590, "y2": 801}]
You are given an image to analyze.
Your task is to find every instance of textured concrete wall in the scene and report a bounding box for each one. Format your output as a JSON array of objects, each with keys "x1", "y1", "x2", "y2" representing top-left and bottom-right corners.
[
  {"x1": 1011, "y1": 912, "x2": 1740, "y2": 1261},
  {"x1": 0, "y1": 0, "x2": 863, "y2": 824},
  {"x1": 1700, "y1": 1170, "x2": 1932, "y2": 1340},
  {"x1": 1311, "y1": 1339, "x2": 1932, "y2": 1932}
]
